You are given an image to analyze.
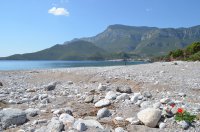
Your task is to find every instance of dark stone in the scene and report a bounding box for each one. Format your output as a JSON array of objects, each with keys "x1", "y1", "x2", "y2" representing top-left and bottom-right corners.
[
  {"x1": 0, "y1": 82, "x2": 3, "y2": 86},
  {"x1": 116, "y1": 86, "x2": 132, "y2": 93}
]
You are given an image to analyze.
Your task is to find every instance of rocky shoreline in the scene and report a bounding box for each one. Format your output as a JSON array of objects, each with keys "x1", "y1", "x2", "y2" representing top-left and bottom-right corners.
[{"x1": 0, "y1": 61, "x2": 200, "y2": 132}]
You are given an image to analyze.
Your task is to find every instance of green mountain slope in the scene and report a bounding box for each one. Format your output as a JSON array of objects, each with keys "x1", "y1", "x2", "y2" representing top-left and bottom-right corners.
[
  {"x1": 82, "y1": 24, "x2": 200, "y2": 57},
  {"x1": 2, "y1": 24, "x2": 200, "y2": 60},
  {"x1": 1, "y1": 40, "x2": 107, "y2": 60}
]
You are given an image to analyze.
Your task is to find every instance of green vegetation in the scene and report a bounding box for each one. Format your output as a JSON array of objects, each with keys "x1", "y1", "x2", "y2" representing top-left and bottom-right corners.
[{"x1": 156, "y1": 42, "x2": 200, "y2": 61}]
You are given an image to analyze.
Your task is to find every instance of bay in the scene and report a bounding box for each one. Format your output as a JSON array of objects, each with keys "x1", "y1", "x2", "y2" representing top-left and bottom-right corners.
[{"x1": 0, "y1": 60, "x2": 148, "y2": 71}]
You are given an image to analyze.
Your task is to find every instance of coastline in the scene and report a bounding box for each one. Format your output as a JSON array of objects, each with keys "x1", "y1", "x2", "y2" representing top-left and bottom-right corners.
[{"x1": 0, "y1": 61, "x2": 200, "y2": 131}]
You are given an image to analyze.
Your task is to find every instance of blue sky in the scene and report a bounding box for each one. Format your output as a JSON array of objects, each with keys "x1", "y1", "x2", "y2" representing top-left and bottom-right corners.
[{"x1": 0, "y1": 0, "x2": 200, "y2": 57}]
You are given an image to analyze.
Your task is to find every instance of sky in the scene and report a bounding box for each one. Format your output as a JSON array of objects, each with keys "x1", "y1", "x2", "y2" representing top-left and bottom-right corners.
[{"x1": 0, "y1": 0, "x2": 200, "y2": 57}]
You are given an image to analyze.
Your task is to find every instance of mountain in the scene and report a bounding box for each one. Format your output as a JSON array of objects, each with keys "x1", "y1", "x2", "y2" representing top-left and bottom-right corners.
[
  {"x1": 82, "y1": 24, "x2": 200, "y2": 56},
  {"x1": 2, "y1": 24, "x2": 200, "y2": 60},
  {"x1": 1, "y1": 40, "x2": 107, "y2": 60}
]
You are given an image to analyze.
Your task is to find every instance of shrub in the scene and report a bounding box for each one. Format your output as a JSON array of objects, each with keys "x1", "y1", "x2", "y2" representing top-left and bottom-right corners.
[
  {"x1": 185, "y1": 42, "x2": 200, "y2": 56},
  {"x1": 187, "y1": 51, "x2": 200, "y2": 61},
  {"x1": 170, "y1": 49, "x2": 184, "y2": 58}
]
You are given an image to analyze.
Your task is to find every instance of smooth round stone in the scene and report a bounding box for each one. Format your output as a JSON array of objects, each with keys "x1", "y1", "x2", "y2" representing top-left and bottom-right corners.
[
  {"x1": 159, "y1": 122, "x2": 166, "y2": 129},
  {"x1": 95, "y1": 99, "x2": 111, "y2": 108}
]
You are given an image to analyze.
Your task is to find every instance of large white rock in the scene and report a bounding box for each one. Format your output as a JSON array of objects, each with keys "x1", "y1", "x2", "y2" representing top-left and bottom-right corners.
[
  {"x1": 105, "y1": 91, "x2": 117, "y2": 100},
  {"x1": 95, "y1": 99, "x2": 111, "y2": 107},
  {"x1": 47, "y1": 117, "x2": 63, "y2": 132},
  {"x1": 0, "y1": 108, "x2": 27, "y2": 129},
  {"x1": 59, "y1": 113, "x2": 74, "y2": 127},
  {"x1": 137, "y1": 108, "x2": 162, "y2": 128}
]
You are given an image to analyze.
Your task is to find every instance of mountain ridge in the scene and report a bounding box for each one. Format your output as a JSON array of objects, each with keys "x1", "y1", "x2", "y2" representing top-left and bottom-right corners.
[{"x1": 1, "y1": 24, "x2": 200, "y2": 60}]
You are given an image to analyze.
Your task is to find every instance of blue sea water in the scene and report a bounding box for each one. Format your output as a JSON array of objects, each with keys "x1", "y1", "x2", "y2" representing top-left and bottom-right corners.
[{"x1": 0, "y1": 60, "x2": 148, "y2": 71}]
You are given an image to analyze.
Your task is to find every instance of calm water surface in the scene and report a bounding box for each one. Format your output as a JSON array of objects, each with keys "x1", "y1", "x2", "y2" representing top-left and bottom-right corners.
[{"x1": 0, "y1": 60, "x2": 148, "y2": 71}]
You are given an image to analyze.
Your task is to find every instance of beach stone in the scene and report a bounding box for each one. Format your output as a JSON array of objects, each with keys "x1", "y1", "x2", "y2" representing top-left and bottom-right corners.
[
  {"x1": 126, "y1": 118, "x2": 140, "y2": 125},
  {"x1": 137, "y1": 108, "x2": 162, "y2": 128},
  {"x1": 130, "y1": 94, "x2": 139, "y2": 103},
  {"x1": 98, "y1": 83, "x2": 107, "y2": 91},
  {"x1": 116, "y1": 93, "x2": 130, "y2": 101},
  {"x1": 113, "y1": 117, "x2": 125, "y2": 125},
  {"x1": 0, "y1": 82, "x2": 3, "y2": 86},
  {"x1": 160, "y1": 98, "x2": 171, "y2": 104},
  {"x1": 44, "y1": 82, "x2": 56, "y2": 91},
  {"x1": 143, "y1": 91, "x2": 152, "y2": 98},
  {"x1": 41, "y1": 98, "x2": 49, "y2": 104},
  {"x1": 135, "y1": 100, "x2": 143, "y2": 106},
  {"x1": 84, "y1": 95, "x2": 94, "y2": 103},
  {"x1": 31, "y1": 95, "x2": 38, "y2": 101},
  {"x1": 116, "y1": 86, "x2": 132, "y2": 93},
  {"x1": 0, "y1": 108, "x2": 27, "y2": 129},
  {"x1": 178, "y1": 121, "x2": 189, "y2": 129},
  {"x1": 68, "y1": 81, "x2": 73, "y2": 85},
  {"x1": 153, "y1": 102, "x2": 161, "y2": 109},
  {"x1": 178, "y1": 93, "x2": 186, "y2": 97},
  {"x1": 159, "y1": 122, "x2": 166, "y2": 129},
  {"x1": 75, "y1": 119, "x2": 104, "y2": 129},
  {"x1": 95, "y1": 99, "x2": 111, "y2": 107},
  {"x1": 105, "y1": 91, "x2": 117, "y2": 100},
  {"x1": 76, "y1": 122, "x2": 87, "y2": 131},
  {"x1": 47, "y1": 117, "x2": 64, "y2": 132},
  {"x1": 97, "y1": 108, "x2": 112, "y2": 119},
  {"x1": 115, "y1": 127, "x2": 127, "y2": 132},
  {"x1": 25, "y1": 108, "x2": 38, "y2": 117},
  {"x1": 39, "y1": 94, "x2": 48, "y2": 100},
  {"x1": 63, "y1": 107, "x2": 73, "y2": 116},
  {"x1": 59, "y1": 113, "x2": 75, "y2": 127},
  {"x1": 140, "y1": 101, "x2": 151, "y2": 109}
]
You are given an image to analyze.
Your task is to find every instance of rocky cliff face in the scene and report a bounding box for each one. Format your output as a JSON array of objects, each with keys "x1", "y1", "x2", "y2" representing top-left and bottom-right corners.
[{"x1": 82, "y1": 24, "x2": 200, "y2": 56}]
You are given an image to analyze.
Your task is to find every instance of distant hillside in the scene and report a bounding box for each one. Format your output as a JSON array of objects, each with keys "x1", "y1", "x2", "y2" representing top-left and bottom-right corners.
[
  {"x1": 1, "y1": 40, "x2": 107, "y2": 60},
  {"x1": 2, "y1": 24, "x2": 200, "y2": 60},
  {"x1": 82, "y1": 24, "x2": 200, "y2": 57}
]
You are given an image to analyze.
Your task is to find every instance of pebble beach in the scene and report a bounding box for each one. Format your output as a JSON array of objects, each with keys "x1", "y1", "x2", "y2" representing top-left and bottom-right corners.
[{"x1": 0, "y1": 61, "x2": 200, "y2": 132}]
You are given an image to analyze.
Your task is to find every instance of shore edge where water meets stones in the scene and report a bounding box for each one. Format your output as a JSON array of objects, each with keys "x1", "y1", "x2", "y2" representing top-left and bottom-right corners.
[{"x1": 0, "y1": 61, "x2": 200, "y2": 132}]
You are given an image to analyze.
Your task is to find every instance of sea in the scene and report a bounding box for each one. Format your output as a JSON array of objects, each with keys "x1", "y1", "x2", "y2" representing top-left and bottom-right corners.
[{"x1": 0, "y1": 60, "x2": 148, "y2": 71}]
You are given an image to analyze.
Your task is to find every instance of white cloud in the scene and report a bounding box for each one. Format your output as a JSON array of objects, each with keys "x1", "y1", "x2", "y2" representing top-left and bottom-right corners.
[{"x1": 48, "y1": 7, "x2": 69, "y2": 16}]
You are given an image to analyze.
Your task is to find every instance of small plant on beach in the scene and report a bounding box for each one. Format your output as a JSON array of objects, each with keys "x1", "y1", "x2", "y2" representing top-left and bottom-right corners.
[{"x1": 175, "y1": 108, "x2": 196, "y2": 123}]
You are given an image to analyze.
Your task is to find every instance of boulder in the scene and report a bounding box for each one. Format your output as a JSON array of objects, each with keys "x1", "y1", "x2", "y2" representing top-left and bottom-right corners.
[
  {"x1": 0, "y1": 108, "x2": 27, "y2": 129},
  {"x1": 47, "y1": 117, "x2": 64, "y2": 132},
  {"x1": 116, "y1": 86, "x2": 132, "y2": 93},
  {"x1": 97, "y1": 108, "x2": 112, "y2": 119},
  {"x1": 95, "y1": 99, "x2": 111, "y2": 108},
  {"x1": 105, "y1": 91, "x2": 117, "y2": 100},
  {"x1": 137, "y1": 108, "x2": 162, "y2": 128},
  {"x1": 25, "y1": 108, "x2": 39, "y2": 117}
]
